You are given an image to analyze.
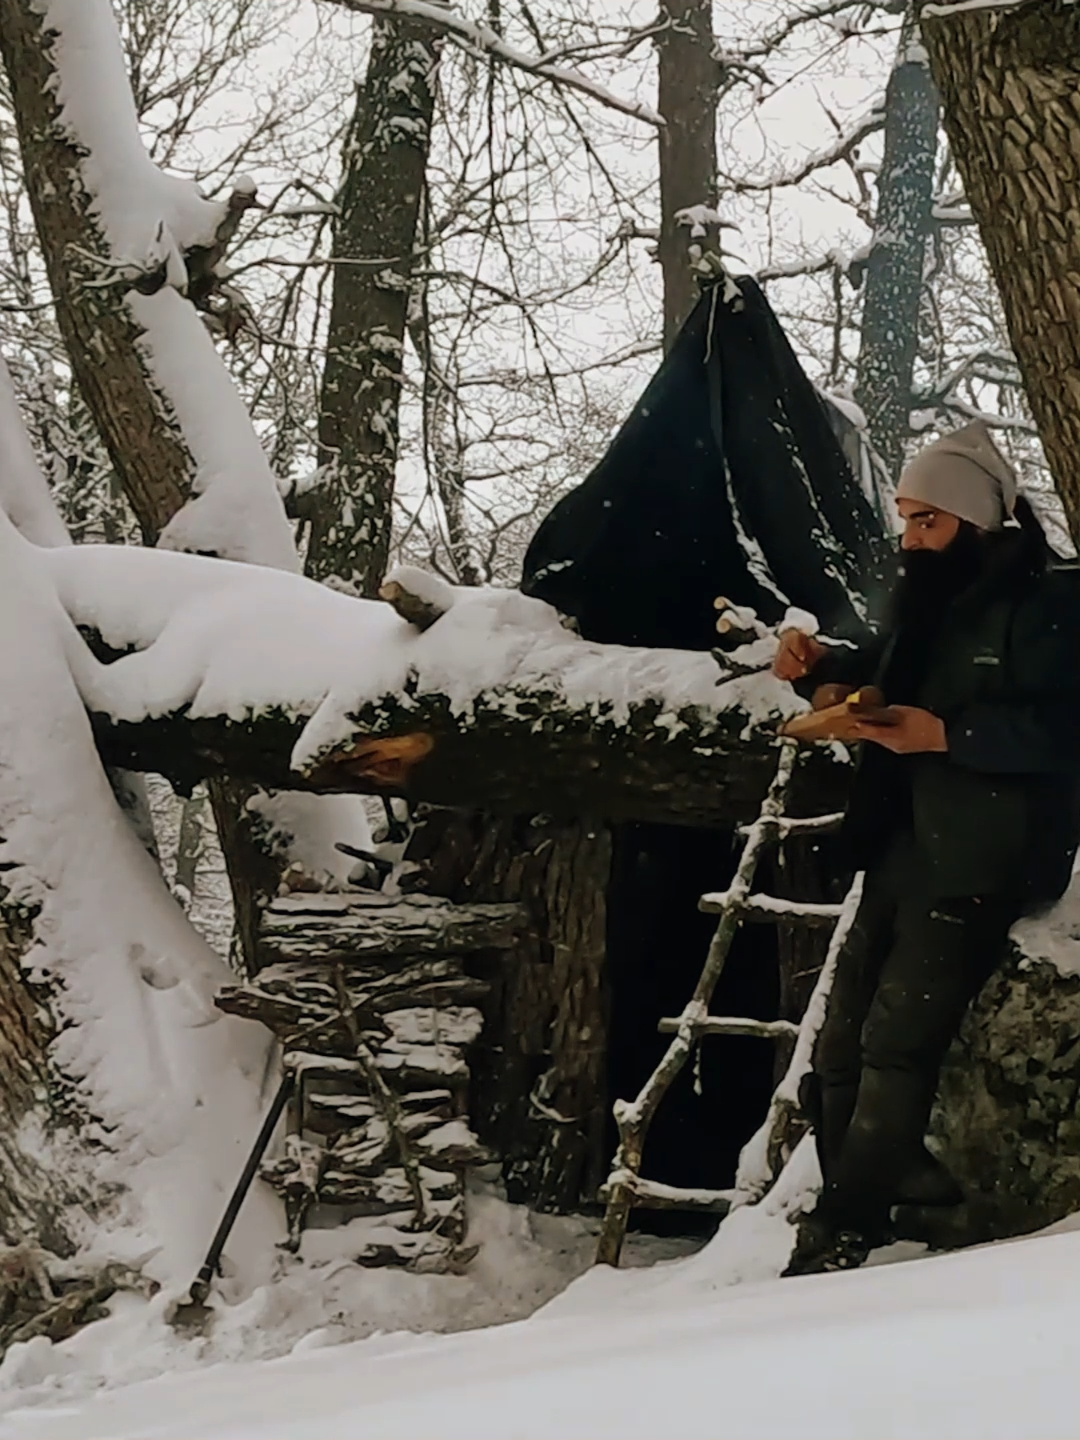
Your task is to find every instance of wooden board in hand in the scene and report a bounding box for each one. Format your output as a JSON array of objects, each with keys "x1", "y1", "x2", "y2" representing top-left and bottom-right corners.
[{"x1": 780, "y1": 690, "x2": 901, "y2": 742}]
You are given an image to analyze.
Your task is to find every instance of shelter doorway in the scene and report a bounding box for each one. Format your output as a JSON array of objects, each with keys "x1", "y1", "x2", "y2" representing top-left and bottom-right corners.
[{"x1": 605, "y1": 821, "x2": 781, "y2": 1211}]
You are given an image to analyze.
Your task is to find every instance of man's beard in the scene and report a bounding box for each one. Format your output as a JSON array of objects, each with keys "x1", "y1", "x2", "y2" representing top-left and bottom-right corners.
[{"x1": 891, "y1": 522, "x2": 985, "y2": 635}]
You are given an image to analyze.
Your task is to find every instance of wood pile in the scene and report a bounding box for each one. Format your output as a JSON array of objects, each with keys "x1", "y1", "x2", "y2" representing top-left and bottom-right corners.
[{"x1": 216, "y1": 891, "x2": 528, "y2": 1273}]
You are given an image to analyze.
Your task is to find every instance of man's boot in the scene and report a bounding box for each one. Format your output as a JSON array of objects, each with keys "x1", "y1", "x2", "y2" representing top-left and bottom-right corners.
[
  {"x1": 783, "y1": 1214, "x2": 877, "y2": 1277},
  {"x1": 786, "y1": 1066, "x2": 935, "y2": 1278}
]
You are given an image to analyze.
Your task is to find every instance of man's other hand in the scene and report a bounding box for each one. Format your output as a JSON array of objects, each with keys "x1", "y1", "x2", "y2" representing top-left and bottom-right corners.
[
  {"x1": 773, "y1": 628, "x2": 827, "y2": 682},
  {"x1": 853, "y1": 706, "x2": 947, "y2": 754}
]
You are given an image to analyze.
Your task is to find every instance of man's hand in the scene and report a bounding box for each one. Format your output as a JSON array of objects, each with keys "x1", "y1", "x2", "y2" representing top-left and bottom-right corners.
[
  {"x1": 772, "y1": 628, "x2": 827, "y2": 682},
  {"x1": 852, "y1": 706, "x2": 947, "y2": 754}
]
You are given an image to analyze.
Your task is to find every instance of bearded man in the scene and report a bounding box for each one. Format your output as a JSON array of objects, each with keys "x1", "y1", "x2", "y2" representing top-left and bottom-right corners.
[{"x1": 772, "y1": 420, "x2": 1079, "y2": 1276}]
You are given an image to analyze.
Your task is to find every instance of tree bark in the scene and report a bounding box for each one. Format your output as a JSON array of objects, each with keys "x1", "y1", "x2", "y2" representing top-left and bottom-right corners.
[
  {"x1": 307, "y1": 18, "x2": 441, "y2": 595},
  {"x1": 402, "y1": 808, "x2": 613, "y2": 1212},
  {"x1": 854, "y1": 7, "x2": 940, "y2": 481},
  {"x1": 655, "y1": 0, "x2": 721, "y2": 351},
  {"x1": 0, "y1": 907, "x2": 83, "y2": 1253},
  {"x1": 0, "y1": 0, "x2": 194, "y2": 546},
  {"x1": 921, "y1": 0, "x2": 1080, "y2": 544},
  {"x1": 173, "y1": 792, "x2": 207, "y2": 899}
]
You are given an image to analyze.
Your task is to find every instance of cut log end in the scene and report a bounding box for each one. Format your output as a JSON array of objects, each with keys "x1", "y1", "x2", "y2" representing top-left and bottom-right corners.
[
  {"x1": 378, "y1": 579, "x2": 447, "y2": 632},
  {"x1": 330, "y1": 732, "x2": 435, "y2": 787}
]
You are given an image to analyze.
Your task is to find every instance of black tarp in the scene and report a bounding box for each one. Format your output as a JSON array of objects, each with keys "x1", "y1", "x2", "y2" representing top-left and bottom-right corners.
[
  {"x1": 520, "y1": 277, "x2": 886, "y2": 1209},
  {"x1": 522, "y1": 275, "x2": 891, "y2": 648}
]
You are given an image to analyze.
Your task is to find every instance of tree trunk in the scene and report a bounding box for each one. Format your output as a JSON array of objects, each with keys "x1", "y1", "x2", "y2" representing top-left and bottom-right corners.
[
  {"x1": 307, "y1": 18, "x2": 441, "y2": 595},
  {"x1": 0, "y1": 908, "x2": 78, "y2": 1252},
  {"x1": 0, "y1": 1, "x2": 194, "y2": 546},
  {"x1": 655, "y1": 0, "x2": 721, "y2": 351},
  {"x1": 854, "y1": 8, "x2": 939, "y2": 481},
  {"x1": 407, "y1": 304, "x2": 483, "y2": 586},
  {"x1": 173, "y1": 792, "x2": 207, "y2": 900},
  {"x1": 403, "y1": 808, "x2": 612, "y2": 1211},
  {"x1": 921, "y1": 0, "x2": 1080, "y2": 544}
]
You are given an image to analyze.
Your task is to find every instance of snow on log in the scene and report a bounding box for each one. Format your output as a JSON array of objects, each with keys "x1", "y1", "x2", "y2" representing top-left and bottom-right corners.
[
  {"x1": 216, "y1": 958, "x2": 488, "y2": 1060},
  {"x1": 378, "y1": 565, "x2": 457, "y2": 632},
  {"x1": 38, "y1": 543, "x2": 848, "y2": 827}
]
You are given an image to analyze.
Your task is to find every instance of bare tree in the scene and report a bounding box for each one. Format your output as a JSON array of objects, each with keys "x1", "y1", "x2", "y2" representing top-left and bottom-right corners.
[
  {"x1": 306, "y1": 15, "x2": 442, "y2": 595},
  {"x1": 656, "y1": 0, "x2": 721, "y2": 349}
]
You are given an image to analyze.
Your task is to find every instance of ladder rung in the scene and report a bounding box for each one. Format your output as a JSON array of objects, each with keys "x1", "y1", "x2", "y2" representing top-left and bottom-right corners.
[
  {"x1": 697, "y1": 893, "x2": 844, "y2": 925},
  {"x1": 657, "y1": 1015, "x2": 799, "y2": 1040},
  {"x1": 738, "y1": 811, "x2": 844, "y2": 838},
  {"x1": 599, "y1": 1171, "x2": 736, "y2": 1215}
]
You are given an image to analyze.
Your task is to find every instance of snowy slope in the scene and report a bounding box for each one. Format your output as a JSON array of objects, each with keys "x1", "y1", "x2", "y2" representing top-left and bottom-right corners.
[{"x1": 2, "y1": 1224, "x2": 1076, "y2": 1440}]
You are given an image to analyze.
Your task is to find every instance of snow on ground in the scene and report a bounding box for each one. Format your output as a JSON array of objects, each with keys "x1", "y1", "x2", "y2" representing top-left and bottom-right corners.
[
  {"x1": 1, "y1": 1211, "x2": 1076, "y2": 1440},
  {"x1": 41, "y1": 543, "x2": 800, "y2": 775},
  {"x1": 0, "y1": 1187, "x2": 695, "y2": 1423}
]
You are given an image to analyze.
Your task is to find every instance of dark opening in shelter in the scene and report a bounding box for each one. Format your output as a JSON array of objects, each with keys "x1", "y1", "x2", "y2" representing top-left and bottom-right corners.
[{"x1": 522, "y1": 274, "x2": 890, "y2": 1206}]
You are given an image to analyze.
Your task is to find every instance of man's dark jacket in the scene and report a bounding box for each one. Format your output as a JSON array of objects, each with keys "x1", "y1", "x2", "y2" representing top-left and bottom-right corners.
[{"x1": 807, "y1": 526, "x2": 1080, "y2": 905}]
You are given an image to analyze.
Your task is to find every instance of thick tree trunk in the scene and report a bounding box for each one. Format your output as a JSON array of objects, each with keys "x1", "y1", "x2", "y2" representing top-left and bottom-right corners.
[
  {"x1": 655, "y1": 0, "x2": 721, "y2": 351},
  {"x1": 854, "y1": 8, "x2": 939, "y2": 481},
  {"x1": 922, "y1": 0, "x2": 1080, "y2": 543},
  {"x1": 403, "y1": 809, "x2": 612, "y2": 1212},
  {"x1": 307, "y1": 19, "x2": 441, "y2": 595},
  {"x1": 0, "y1": 1, "x2": 194, "y2": 546}
]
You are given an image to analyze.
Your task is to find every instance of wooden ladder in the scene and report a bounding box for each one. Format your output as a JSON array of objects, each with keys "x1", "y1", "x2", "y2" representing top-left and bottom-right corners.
[{"x1": 595, "y1": 738, "x2": 848, "y2": 1266}]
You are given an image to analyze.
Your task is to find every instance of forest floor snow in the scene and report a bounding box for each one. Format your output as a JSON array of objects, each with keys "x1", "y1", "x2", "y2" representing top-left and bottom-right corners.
[
  {"x1": 4, "y1": 1215, "x2": 1077, "y2": 1440},
  {"x1": 1, "y1": 1191, "x2": 1076, "y2": 1440}
]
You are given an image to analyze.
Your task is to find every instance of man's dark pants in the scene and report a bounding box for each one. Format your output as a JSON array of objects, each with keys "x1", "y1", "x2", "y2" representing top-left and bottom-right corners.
[{"x1": 810, "y1": 866, "x2": 1020, "y2": 1236}]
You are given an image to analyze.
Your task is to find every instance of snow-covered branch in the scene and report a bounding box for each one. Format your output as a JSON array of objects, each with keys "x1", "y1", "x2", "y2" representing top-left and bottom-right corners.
[
  {"x1": 0, "y1": 354, "x2": 70, "y2": 547},
  {"x1": 323, "y1": 0, "x2": 663, "y2": 127},
  {"x1": 920, "y1": 0, "x2": 1032, "y2": 16},
  {"x1": 725, "y1": 102, "x2": 885, "y2": 192},
  {"x1": 1, "y1": 0, "x2": 297, "y2": 570}
]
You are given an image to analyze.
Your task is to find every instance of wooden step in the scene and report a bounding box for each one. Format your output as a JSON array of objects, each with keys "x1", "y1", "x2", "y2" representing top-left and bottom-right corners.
[
  {"x1": 737, "y1": 811, "x2": 843, "y2": 838},
  {"x1": 599, "y1": 1171, "x2": 736, "y2": 1216},
  {"x1": 697, "y1": 892, "x2": 843, "y2": 925}
]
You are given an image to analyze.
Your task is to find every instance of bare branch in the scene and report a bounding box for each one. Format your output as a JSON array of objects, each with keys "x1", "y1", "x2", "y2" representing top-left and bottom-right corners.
[{"x1": 321, "y1": 0, "x2": 663, "y2": 127}]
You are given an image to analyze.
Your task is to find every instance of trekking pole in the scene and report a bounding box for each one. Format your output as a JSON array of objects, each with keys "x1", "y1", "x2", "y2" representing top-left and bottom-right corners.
[{"x1": 173, "y1": 1071, "x2": 294, "y2": 1322}]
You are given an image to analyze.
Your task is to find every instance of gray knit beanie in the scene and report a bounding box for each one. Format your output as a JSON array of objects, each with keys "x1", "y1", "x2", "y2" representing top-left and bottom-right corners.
[{"x1": 896, "y1": 421, "x2": 1018, "y2": 531}]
